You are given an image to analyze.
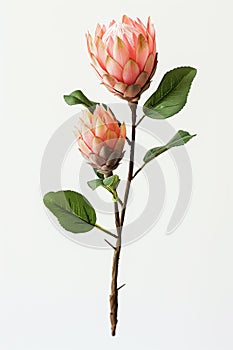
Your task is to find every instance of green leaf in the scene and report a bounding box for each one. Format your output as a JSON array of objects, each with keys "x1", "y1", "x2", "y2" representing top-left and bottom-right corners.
[
  {"x1": 103, "y1": 175, "x2": 120, "y2": 201},
  {"x1": 43, "y1": 190, "x2": 96, "y2": 233},
  {"x1": 143, "y1": 130, "x2": 196, "y2": 163},
  {"x1": 87, "y1": 179, "x2": 103, "y2": 190},
  {"x1": 103, "y1": 175, "x2": 120, "y2": 190},
  {"x1": 93, "y1": 168, "x2": 105, "y2": 179},
  {"x1": 63, "y1": 90, "x2": 97, "y2": 108},
  {"x1": 143, "y1": 146, "x2": 167, "y2": 163},
  {"x1": 166, "y1": 130, "x2": 197, "y2": 148},
  {"x1": 143, "y1": 67, "x2": 197, "y2": 119},
  {"x1": 88, "y1": 174, "x2": 120, "y2": 202}
]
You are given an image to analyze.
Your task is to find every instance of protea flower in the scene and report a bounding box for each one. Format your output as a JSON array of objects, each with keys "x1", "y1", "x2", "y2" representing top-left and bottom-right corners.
[
  {"x1": 86, "y1": 15, "x2": 157, "y2": 102},
  {"x1": 74, "y1": 105, "x2": 126, "y2": 175}
]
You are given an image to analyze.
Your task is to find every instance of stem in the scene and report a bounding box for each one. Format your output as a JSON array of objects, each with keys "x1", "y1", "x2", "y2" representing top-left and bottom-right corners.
[
  {"x1": 117, "y1": 196, "x2": 124, "y2": 208},
  {"x1": 95, "y1": 224, "x2": 118, "y2": 239},
  {"x1": 109, "y1": 198, "x2": 121, "y2": 336},
  {"x1": 104, "y1": 239, "x2": 116, "y2": 250},
  {"x1": 126, "y1": 137, "x2": 131, "y2": 145},
  {"x1": 109, "y1": 101, "x2": 138, "y2": 336},
  {"x1": 135, "y1": 114, "x2": 145, "y2": 127},
  {"x1": 120, "y1": 102, "x2": 137, "y2": 227},
  {"x1": 132, "y1": 163, "x2": 146, "y2": 179},
  {"x1": 114, "y1": 202, "x2": 121, "y2": 236}
]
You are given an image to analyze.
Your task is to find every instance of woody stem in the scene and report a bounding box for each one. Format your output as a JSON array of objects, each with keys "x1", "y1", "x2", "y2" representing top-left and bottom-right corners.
[{"x1": 109, "y1": 101, "x2": 137, "y2": 336}]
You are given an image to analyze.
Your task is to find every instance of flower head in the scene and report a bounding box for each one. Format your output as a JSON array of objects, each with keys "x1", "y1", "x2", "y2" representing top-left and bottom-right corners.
[
  {"x1": 86, "y1": 15, "x2": 157, "y2": 101},
  {"x1": 75, "y1": 105, "x2": 126, "y2": 175}
]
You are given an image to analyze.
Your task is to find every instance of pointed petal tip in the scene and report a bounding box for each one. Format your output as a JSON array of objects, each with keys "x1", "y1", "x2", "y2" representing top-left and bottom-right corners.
[{"x1": 122, "y1": 59, "x2": 140, "y2": 85}]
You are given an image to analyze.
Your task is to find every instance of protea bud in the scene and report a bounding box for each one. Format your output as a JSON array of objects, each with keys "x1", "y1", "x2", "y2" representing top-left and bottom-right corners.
[
  {"x1": 74, "y1": 105, "x2": 126, "y2": 175},
  {"x1": 86, "y1": 15, "x2": 157, "y2": 102}
]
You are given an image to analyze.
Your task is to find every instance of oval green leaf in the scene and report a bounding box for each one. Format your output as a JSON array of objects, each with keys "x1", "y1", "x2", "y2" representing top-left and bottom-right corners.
[
  {"x1": 143, "y1": 67, "x2": 197, "y2": 119},
  {"x1": 43, "y1": 190, "x2": 96, "y2": 233},
  {"x1": 87, "y1": 179, "x2": 103, "y2": 190},
  {"x1": 143, "y1": 130, "x2": 196, "y2": 163},
  {"x1": 63, "y1": 90, "x2": 97, "y2": 108}
]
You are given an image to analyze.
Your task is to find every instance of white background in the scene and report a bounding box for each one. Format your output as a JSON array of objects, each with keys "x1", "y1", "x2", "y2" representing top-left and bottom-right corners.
[{"x1": 1, "y1": 0, "x2": 233, "y2": 349}]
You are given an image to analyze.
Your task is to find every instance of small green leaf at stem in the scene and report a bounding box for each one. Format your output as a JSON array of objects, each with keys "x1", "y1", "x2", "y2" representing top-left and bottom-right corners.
[
  {"x1": 63, "y1": 90, "x2": 97, "y2": 108},
  {"x1": 103, "y1": 175, "x2": 120, "y2": 201},
  {"x1": 87, "y1": 174, "x2": 120, "y2": 202},
  {"x1": 87, "y1": 179, "x2": 103, "y2": 190},
  {"x1": 143, "y1": 67, "x2": 197, "y2": 119},
  {"x1": 93, "y1": 168, "x2": 105, "y2": 179},
  {"x1": 103, "y1": 175, "x2": 120, "y2": 190},
  {"x1": 143, "y1": 130, "x2": 196, "y2": 163},
  {"x1": 43, "y1": 190, "x2": 96, "y2": 233}
]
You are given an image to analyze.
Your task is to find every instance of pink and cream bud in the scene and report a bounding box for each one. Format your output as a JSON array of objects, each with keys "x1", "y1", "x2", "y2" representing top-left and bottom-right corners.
[
  {"x1": 74, "y1": 105, "x2": 126, "y2": 175},
  {"x1": 86, "y1": 15, "x2": 157, "y2": 101}
]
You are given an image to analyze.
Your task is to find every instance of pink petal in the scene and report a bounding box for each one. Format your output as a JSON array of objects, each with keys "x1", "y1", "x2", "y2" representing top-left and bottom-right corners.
[
  {"x1": 95, "y1": 24, "x2": 102, "y2": 37},
  {"x1": 102, "y1": 74, "x2": 117, "y2": 87},
  {"x1": 136, "y1": 34, "x2": 149, "y2": 71},
  {"x1": 109, "y1": 19, "x2": 116, "y2": 27},
  {"x1": 124, "y1": 84, "x2": 141, "y2": 98},
  {"x1": 92, "y1": 136, "x2": 103, "y2": 154},
  {"x1": 147, "y1": 17, "x2": 155, "y2": 41},
  {"x1": 144, "y1": 53, "x2": 155, "y2": 74},
  {"x1": 134, "y1": 20, "x2": 147, "y2": 37},
  {"x1": 104, "y1": 140, "x2": 117, "y2": 151},
  {"x1": 113, "y1": 36, "x2": 130, "y2": 67},
  {"x1": 133, "y1": 32, "x2": 138, "y2": 49},
  {"x1": 147, "y1": 32, "x2": 155, "y2": 54},
  {"x1": 102, "y1": 107, "x2": 116, "y2": 123},
  {"x1": 122, "y1": 33, "x2": 135, "y2": 60},
  {"x1": 136, "y1": 17, "x2": 147, "y2": 32},
  {"x1": 135, "y1": 71, "x2": 149, "y2": 87},
  {"x1": 120, "y1": 123, "x2": 126, "y2": 139},
  {"x1": 114, "y1": 82, "x2": 127, "y2": 94},
  {"x1": 105, "y1": 129, "x2": 117, "y2": 149},
  {"x1": 95, "y1": 104, "x2": 105, "y2": 118},
  {"x1": 86, "y1": 33, "x2": 97, "y2": 56},
  {"x1": 91, "y1": 64, "x2": 103, "y2": 79},
  {"x1": 78, "y1": 138, "x2": 92, "y2": 157},
  {"x1": 89, "y1": 153, "x2": 106, "y2": 167},
  {"x1": 106, "y1": 36, "x2": 114, "y2": 57},
  {"x1": 95, "y1": 117, "x2": 108, "y2": 139},
  {"x1": 102, "y1": 82, "x2": 116, "y2": 94},
  {"x1": 91, "y1": 54, "x2": 106, "y2": 77},
  {"x1": 99, "y1": 144, "x2": 113, "y2": 161},
  {"x1": 73, "y1": 126, "x2": 80, "y2": 138},
  {"x1": 106, "y1": 129, "x2": 117, "y2": 140},
  {"x1": 101, "y1": 25, "x2": 106, "y2": 38},
  {"x1": 79, "y1": 113, "x2": 92, "y2": 131},
  {"x1": 105, "y1": 56, "x2": 123, "y2": 81},
  {"x1": 122, "y1": 15, "x2": 134, "y2": 26},
  {"x1": 82, "y1": 129, "x2": 95, "y2": 148},
  {"x1": 102, "y1": 112, "x2": 117, "y2": 131},
  {"x1": 96, "y1": 37, "x2": 107, "y2": 68},
  {"x1": 122, "y1": 59, "x2": 140, "y2": 85},
  {"x1": 114, "y1": 137, "x2": 125, "y2": 154},
  {"x1": 95, "y1": 24, "x2": 106, "y2": 39}
]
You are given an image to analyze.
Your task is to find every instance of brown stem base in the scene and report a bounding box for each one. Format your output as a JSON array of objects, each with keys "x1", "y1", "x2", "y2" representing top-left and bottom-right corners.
[{"x1": 109, "y1": 246, "x2": 120, "y2": 336}]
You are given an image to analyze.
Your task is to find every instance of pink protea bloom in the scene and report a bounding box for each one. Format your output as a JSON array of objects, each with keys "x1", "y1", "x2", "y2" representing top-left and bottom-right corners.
[
  {"x1": 74, "y1": 105, "x2": 126, "y2": 175},
  {"x1": 86, "y1": 15, "x2": 157, "y2": 102}
]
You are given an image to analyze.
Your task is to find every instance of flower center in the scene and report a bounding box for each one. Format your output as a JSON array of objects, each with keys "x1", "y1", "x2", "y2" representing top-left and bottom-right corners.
[{"x1": 102, "y1": 22, "x2": 141, "y2": 47}]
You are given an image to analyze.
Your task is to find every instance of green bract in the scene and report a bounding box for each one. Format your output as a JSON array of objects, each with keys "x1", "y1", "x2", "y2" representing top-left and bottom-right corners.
[{"x1": 87, "y1": 174, "x2": 120, "y2": 202}]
